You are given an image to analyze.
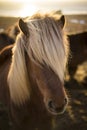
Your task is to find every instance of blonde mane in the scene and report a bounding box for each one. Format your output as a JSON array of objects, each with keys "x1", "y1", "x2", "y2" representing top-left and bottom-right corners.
[{"x1": 8, "y1": 12, "x2": 69, "y2": 105}]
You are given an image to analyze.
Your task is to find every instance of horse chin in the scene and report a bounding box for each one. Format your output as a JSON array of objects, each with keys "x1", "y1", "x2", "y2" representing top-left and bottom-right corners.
[{"x1": 47, "y1": 106, "x2": 67, "y2": 116}]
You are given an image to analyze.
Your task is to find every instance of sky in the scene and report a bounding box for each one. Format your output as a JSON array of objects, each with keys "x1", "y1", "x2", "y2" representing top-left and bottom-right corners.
[{"x1": 0, "y1": 0, "x2": 87, "y2": 17}]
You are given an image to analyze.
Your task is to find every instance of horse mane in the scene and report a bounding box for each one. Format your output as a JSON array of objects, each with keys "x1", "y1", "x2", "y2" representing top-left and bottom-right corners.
[
  {"x1": 8, "y1": 12, "x2": 69, "y2": 105},
  {"x1": 8, "y1": 35, "x2": 30, "y2": 105}
]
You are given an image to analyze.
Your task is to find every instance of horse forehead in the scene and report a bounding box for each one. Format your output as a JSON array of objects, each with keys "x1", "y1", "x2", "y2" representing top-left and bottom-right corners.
[{"x1": 39, "y1": 65, "x2": 60, "y2": 81}]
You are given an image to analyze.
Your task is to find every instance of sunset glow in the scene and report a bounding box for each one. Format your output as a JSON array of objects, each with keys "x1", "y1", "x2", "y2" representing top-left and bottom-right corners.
[{"x1": 19, "y1": 4, "x2": 38, "y2": 17}]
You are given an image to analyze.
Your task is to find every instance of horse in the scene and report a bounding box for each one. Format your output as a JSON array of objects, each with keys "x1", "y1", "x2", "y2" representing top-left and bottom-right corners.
[
  {"x1": 68, "y1": 32, "x2": 87, "y2": 78},
  {"x1": 0, "y1": 12, "x2": 69, "y2": 130},
  {"x1": 0, "y1": 32, "x2": 14, "y2": 51}
]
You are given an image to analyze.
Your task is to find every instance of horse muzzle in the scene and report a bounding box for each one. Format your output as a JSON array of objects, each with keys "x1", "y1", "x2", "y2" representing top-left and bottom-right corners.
[{"x1": 46, "y1": 97, "x2": 68, "y2": 115}]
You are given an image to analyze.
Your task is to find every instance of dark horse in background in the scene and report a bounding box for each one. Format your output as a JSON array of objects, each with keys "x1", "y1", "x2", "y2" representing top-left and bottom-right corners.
[
  {"x1": 0, "y1": 12, "x2": 69, "y2": 130},
  {"x1": 0, "y1": 22, "x2": 19, "y2": 51},
  {"x1": 0, "y1": 32, "x2": 14, "y2": 51},
  {"x1": 68, "y1": 32, "x2": 87, "y2": 78}
]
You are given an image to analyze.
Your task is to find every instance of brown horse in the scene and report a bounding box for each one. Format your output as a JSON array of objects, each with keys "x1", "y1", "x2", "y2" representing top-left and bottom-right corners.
[
  {"x1": 68, "y1": 32, "x2": 87, "y2": 78},
  {"x1": 0, "y1": 12, "x2": 69, "y2": 130},
  {"x1": 7, "y1": 24, "x2": 20, "y2": 40},
  {"x1": 0, "y1": 32, "x2": 14, "y2": 51}
]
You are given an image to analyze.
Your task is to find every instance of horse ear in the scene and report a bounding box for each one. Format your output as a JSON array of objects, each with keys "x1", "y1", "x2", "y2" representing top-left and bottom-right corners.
[
  {"x1": 59, "y1": 15, "x2": 65, "y2": 28},
  {"x1": 19, "y1": 19, "x2": 29, "y2": 36}
]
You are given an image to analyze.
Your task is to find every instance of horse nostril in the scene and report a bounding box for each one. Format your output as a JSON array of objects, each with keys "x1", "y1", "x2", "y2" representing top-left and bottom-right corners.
[
  {"x1": 64, "y1": 98, "x2": 68, "y2": 105},
  {"x1": 48, "y1": 98, "x2": 68, "y2": 110},
  {"x1": 47, "y1": 98, "x2": 68, "y2": 114},
  {"x1": 48, "y1": 100, "x2": 55, "y2": 110}
]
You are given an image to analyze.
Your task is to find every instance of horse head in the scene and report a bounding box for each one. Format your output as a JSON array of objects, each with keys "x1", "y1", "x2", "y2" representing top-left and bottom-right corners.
[{"x1": 8, "y1": 13, "x2": 69, "y2": 116}]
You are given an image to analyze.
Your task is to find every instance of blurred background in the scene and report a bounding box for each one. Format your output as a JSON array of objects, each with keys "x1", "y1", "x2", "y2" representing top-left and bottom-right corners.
[{"x1": 0, "y1": 0, "x2": 87, "y2": 130}]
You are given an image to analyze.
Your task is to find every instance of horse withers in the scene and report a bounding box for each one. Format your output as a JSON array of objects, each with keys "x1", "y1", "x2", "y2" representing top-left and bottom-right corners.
[{"x1": 0, "y1": 12, "x2": 69, "y2": 130}]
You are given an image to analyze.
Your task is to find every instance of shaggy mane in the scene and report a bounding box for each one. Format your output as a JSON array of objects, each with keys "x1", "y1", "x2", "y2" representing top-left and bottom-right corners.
[{"x1": 8, "y1": 12, "x2": 69, "y2": 105}]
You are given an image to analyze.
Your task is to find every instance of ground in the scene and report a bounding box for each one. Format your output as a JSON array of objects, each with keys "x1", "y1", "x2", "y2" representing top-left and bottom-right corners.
[{"x1": 0, "y1": 14, "x2": 87, "y2": 130}]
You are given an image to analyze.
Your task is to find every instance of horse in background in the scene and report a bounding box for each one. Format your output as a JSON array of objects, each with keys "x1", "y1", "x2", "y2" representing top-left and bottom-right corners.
[
  {"x1": 0, "y1": 12, "x2": 69, "y2": 130},
  {"x1": 6, "y1": 24, "x2": 20, "y2": 40},
  {"x1": 0, "y1": 22, "x2": 19, "y2": 51},
  {"x1": 0, "y1": 32, "x2": 14, "y2": 51},
  {"x1": 68, "y1": 32, "x2": 87, "y2": 78}
]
